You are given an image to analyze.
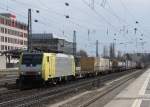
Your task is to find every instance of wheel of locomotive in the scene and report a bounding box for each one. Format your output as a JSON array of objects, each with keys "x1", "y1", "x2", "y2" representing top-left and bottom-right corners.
[
  {"x1": 16, "y1": 79, "x2": 19, "y2": 88},
  {"x1": 39, "y1": 80, "x2": 44, "y2": 87},
  {"x1": 44, "y1": 81, "x2": 51, "y2": 86},
  {"x1": 17, "y1": 79, "x2": 26, "y2": 90},
  {"x1": 33, "y1": 79, "x2": 44, "y2": 87},
  {"x1": 67, "y1": 75, "x2": 75, "y2": 81}
]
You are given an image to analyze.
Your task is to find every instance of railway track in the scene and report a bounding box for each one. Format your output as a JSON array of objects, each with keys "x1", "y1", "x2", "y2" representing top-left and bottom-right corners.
[
  {"x1": 78, "y1": 69, "x2": 144, "y2": 107},
  {"x1": 0, "y1": 75, "x2": 17, "y2": 88},
  {"x1": 0, "y1": 69, "x2": 143, "y2": 107}
]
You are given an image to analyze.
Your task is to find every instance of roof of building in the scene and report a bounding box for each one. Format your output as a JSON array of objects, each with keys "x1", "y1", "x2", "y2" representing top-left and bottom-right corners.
[
  {"x1": 32, "y1": 33, "x2": 53, "y2": 39},
  {"x1": 0, "y1": 13, "x2": 27, "y2": 26},
  {"x1": 0, "y1": 13, "x2": 16, "y2": 19}
]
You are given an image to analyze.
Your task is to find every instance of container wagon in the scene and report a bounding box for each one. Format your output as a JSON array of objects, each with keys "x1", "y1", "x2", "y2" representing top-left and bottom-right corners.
[
  {"x1": 79, "y1": 57, "x2": 111, "y2": 77},
  {"x1": 94, "y1": 58, "x2": 110, "y2": 73},
  {"x1": 111, "y1": 59, "x2": 119, "y2": 72},
  {"x1": 79, "y1": 57, "x2": 95, "y2": 77}
]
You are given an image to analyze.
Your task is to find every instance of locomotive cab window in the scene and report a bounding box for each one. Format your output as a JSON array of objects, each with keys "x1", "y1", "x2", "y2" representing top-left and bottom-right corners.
[{"x1": 22, "y1": 54, "x2": 42, "y2": 65}]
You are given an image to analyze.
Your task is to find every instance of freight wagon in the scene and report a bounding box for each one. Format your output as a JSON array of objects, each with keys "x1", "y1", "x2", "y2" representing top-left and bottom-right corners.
[
  {"x1": 126, "y1": 60, "x2": 136, "y2": 70},
  {"x1": 79, "y1": 57, "x2": 111, "y2": 77},
  {"x1": 79, "y1": 57, "x2": 95, "y2": 76},
  {"x1": 16, "y1": 52, "x2": 75, "y2": 88},
  {"x1": 95, "y1": 58, "x2": 110, "y2": 73}
]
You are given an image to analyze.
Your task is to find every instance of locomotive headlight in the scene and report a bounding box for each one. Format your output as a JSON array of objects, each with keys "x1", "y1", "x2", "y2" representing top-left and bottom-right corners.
[
  {"x1": 38, "y1": 72, "x2": 41, "y2": 75},
  {"x1": 21, "y1": 71, "x2": 24, "y2": 75}
]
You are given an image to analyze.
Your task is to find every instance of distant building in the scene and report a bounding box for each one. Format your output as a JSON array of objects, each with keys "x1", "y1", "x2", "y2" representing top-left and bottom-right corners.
[
  {"x1": 32, "y1": 33, "x2": 53, "y2": 40},
  {"x1": 31, "y1": 33, "x2": 73, "y2": 55},
  {"x1": 0, "y1": 13, "x2": 27, "y2": 52},
  {"x1": 0, "y1": 13, "x2": 27, "y2": 68}
]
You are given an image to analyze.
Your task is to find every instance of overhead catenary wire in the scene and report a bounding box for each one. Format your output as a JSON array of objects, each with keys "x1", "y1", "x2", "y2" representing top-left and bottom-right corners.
[
  {"x1": 9, "y1": 0, "x2": 117, "y2": 39},
  {"x1": 2, "y1": 0, "x2": 147, "y2": 53},
  {"x1": 0, "y1": 4, "x2": 74, "y2": 40},
  {"x1": 1, "y1": 1, "x2": 95, "y2": 49},
  {"x1": 82, "y1": 0, "x2": 119, "y2": 32},
  {"x1": 96, "y1": 0, "x2": 138, "y2": 43},
  {"x1": 118, "y1": 0, "x2": 150, "y2": 53},
  {"x1": 99, "y1": 0, "x2": 150, "y2": 50},
  {"x1": 102, "y1": 0, "x2": 127, "y2": 24},
  {"x1": 119, "y1": 0, "x2": 150, "y2": 41},
  {"x1": 37, "y1": 0, "x2": 110, "y2": 32},
  {"x1": 8, "y1": 0, "x2": 110, "y2": 43},
  {"x1": 11, "y1": 0, "x2": 107, "y2": 31},
  {"x1": 9, "y1": 2, "x2": 106, "y2": 42},
  {"x1": 81, "y1": 0, "x2": 134, "y2": 46}
]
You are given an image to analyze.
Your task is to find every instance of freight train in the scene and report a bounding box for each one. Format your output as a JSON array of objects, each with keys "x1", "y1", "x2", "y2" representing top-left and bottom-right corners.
[
  {"x1": 76, "y1": 57, "x2": 136, "y2": 77},
  {"x1": 16, "y1": 52, "x2": 138, "y2": 89}
]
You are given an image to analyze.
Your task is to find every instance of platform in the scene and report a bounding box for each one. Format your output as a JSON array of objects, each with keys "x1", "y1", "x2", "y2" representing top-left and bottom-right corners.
[{"x1": 104, "y1": 68, "x2": 150, "y2": 107}]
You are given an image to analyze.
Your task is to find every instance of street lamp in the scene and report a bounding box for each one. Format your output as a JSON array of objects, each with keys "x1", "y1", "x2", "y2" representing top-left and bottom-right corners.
[{"x1": 65, "y1": 2, "x2": 69, "y2": 6}]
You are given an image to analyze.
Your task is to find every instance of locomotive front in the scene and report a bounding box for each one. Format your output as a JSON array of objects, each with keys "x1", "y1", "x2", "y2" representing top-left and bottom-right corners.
[{"x1": 16, "y1": 53, "x2": 44, "y2": 88}]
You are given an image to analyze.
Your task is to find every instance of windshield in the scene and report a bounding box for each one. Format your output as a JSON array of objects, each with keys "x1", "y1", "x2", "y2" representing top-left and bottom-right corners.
[{"x1": 22, "y1": 54, "x2": 42, "y2": 65}]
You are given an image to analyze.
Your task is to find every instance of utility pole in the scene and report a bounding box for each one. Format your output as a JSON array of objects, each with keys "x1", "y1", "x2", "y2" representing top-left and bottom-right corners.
[
  {"x1": 134, "y1": 28, "x2": 137, "y2": 53},
  {"x1": 135, "y1": 21, "x2": 139, "y2": 53},
  {"x1": 101, "y1": 0, "x2": 107, "y2": 7},
  {"x1": 140, "y1": 34, "x2": 144, "y2": 53},
  {"x1": 96, "y1": 40, "x2": 99, "y2": 57},
  {"x1": 27, "y1": 9, "x2": 32, "y2": 52},
  {"x1": 91, "y1": 0, "x2": 95, "y2": 9},
  {"x1": 73, "y1": 30, "x2": 77, "y2": 58}
]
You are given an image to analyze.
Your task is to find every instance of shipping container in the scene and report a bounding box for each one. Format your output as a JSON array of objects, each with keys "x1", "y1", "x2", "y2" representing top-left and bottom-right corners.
[
  {"x1": 79, "y1": 57, "x2": 111, "y2": 76},
  {"x1": 80, "y1": 57, "x2": 95, "y2": 75},
  {"x1": 94, "y1": 58, "x2": 110, "y2": 72}
]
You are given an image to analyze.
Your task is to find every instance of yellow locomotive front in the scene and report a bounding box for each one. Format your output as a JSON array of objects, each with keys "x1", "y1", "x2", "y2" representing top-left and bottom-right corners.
[
  {"x1": 20, "y1": 53, "x2": 43, "y2": 76},
  {"x1": 16, "y1": 53, "x2": 44, "y2": 89}
]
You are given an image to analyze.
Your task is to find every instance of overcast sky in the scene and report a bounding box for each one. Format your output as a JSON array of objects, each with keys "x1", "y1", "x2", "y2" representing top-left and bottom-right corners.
[{"x1": 0, "y1": 0, "x2": 150, "y2": 56}]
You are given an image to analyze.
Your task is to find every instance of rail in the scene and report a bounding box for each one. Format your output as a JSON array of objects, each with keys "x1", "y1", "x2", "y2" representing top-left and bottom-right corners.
[
  {"x1": 0, "y1": 69, "x2": 144, "y2": 107},
  {"x1": 0, "y1": 68, "x2": 18, "y2": 76}
]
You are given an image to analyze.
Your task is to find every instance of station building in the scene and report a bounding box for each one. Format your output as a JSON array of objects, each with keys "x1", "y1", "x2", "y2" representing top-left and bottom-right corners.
[
  {"x1": 0, "y1": 13, "x2": 27, "y2": 69},
  {"x1": 0, "y1": 13, "x2": 27, "y2": 51},
  {"x1": 31, "y1": 33, "x2": 73, "y2": 55}
]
